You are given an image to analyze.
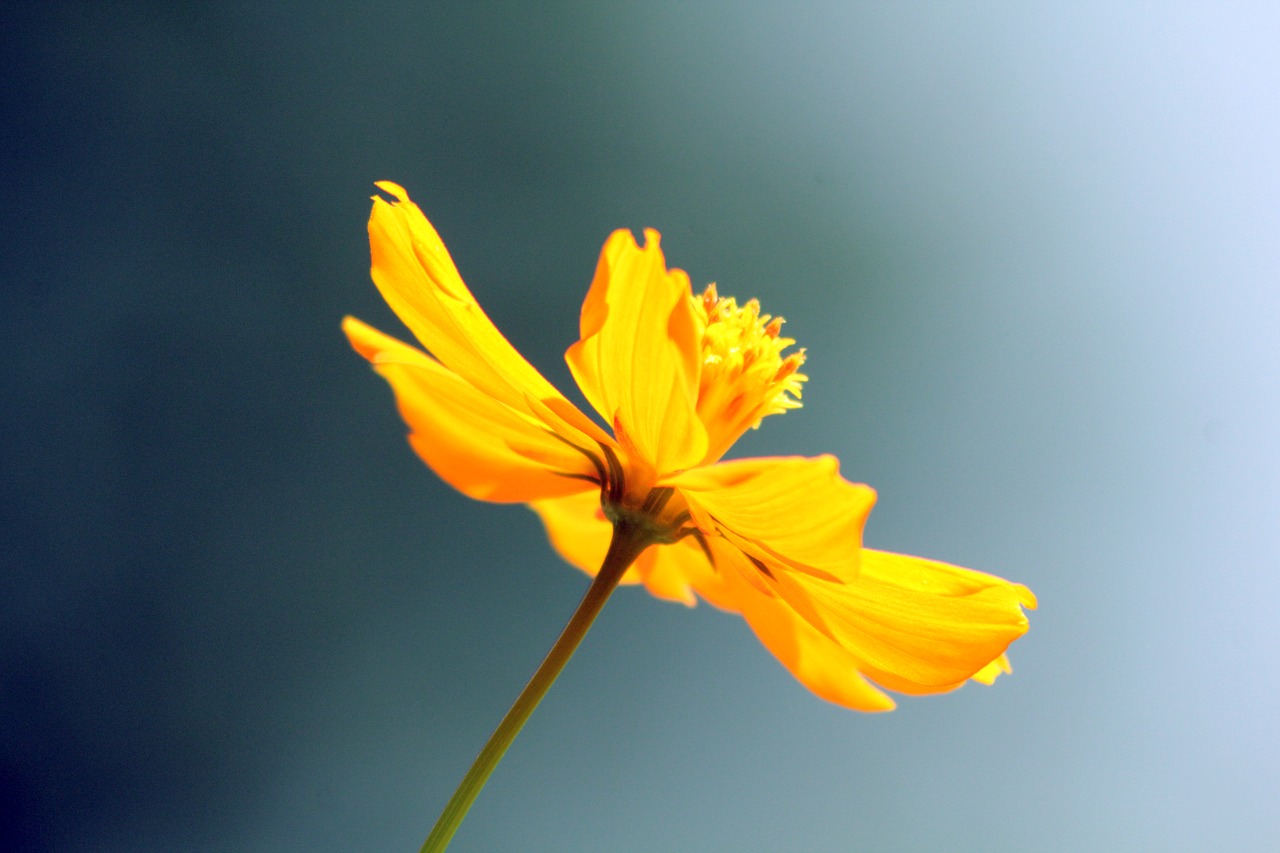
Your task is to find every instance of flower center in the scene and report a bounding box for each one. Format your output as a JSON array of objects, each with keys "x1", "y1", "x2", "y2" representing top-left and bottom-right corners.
[{"x1": 692, "y1": 284, "x2": 807, "y2": 462}]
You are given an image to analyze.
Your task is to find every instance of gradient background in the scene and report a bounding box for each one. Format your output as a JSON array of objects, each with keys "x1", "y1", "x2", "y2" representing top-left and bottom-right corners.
[{"x1": 4, "y1": 3, "x2": 1279, "y2": 851}]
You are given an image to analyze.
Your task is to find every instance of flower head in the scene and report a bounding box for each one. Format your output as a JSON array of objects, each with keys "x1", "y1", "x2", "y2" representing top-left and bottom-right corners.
[{"x1": 344, "y1": 182, "x2": 1035, "y2": 711}]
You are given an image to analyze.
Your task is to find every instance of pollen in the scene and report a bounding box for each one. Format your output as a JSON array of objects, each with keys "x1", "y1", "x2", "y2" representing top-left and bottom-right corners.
[{"x1": 693, "y1": 283, "x2": 807, "y2": 461}]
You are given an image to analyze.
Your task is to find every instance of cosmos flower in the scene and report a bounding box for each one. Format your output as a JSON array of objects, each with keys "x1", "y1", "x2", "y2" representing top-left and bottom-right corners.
[{"x1": 343, "y1": 181, "x2": 1035, "y2": 712}]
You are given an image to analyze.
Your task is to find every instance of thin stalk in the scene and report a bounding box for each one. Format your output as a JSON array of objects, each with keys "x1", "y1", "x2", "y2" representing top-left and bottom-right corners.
[{"x1": 419, "y1": 521, "x2": 652, "y2": 853}]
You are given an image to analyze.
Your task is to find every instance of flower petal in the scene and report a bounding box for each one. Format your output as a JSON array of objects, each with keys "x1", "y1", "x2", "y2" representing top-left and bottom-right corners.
[
  {"x1": 969, "y1": 654, "x2": 1013, "y2": 686},
  {"x1": 705, "y1": 538, "x2": 897, "y2": 711},
  {"x1": 344, "y1": 317, "x2": 598, "y2": 503},
  {"x1": 669, "y1": 455, "x2": 876, "y2": 583},
  {"x1": 565, "y1": 229, "x2": 707, "y2": 475},
  {"x1": 367, "y1": 182, "x2": 610, "y2": 451},
  {"x1": 634, "y1": 536, "x2": 724, "y2": 607},
  {"x1": 768, "y1": 548, "x2": 1035, "y2": 692}
]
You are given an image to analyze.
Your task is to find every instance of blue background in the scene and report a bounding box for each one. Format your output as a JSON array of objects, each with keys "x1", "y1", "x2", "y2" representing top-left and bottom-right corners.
[{"x1": 4, "y1": 3, "x2": 1278, "y2": 850}]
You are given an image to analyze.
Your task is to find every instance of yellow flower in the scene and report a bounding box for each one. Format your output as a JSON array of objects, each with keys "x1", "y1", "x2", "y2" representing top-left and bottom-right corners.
[{"x1": 343, "y1": 181, "x2": 1035, "y2": 712}]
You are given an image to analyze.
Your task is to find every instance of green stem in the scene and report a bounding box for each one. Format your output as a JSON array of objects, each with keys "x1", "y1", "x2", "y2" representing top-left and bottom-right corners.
[{"x1": 419, "y1": 521, "x2": 653, "y2": 853}]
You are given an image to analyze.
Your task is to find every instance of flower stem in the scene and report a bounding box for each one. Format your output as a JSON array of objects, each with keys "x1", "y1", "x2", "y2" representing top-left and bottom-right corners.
[{"x1": 418, "y1": 521, "x2": 653, "y2": 853}]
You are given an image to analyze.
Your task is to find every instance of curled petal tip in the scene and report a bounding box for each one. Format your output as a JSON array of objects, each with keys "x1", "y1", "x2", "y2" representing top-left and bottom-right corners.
[{"x1": 373, "y1": 180, "x2": 409, "y2": 201}]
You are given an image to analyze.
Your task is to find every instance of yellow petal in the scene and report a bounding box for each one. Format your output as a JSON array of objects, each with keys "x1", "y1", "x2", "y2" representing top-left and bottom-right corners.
[
  {"x1": 669, "y1": 455, "x2": 877, "y2": 583},
  {"x1": 706, "y1": 538, "x2": 897, "y2": 711},
  {"x1": 565, "y1": 229, "x2": 707, "y2": 475},
  {"x1": 969, "y1": 654, "x2": 1013, "y2": 686},
  {"x1": 344, "y1": 317, "x2": 597, "y2": 503},
  {"x1": 367, "y1": 182, "x2": 611, "y2": 451},
  {"x1": 769, "y1": 549, "x2": 1035, "y2": 692}
]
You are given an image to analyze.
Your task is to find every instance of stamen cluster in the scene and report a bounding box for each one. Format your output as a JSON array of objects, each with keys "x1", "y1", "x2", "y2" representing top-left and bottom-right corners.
[{"x1": 693, "y1": 284, "x2": 807, "y2": 461}]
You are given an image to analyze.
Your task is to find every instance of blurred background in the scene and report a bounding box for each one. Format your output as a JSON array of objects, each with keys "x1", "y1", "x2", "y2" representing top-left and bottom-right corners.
[{"x1": 4, "y1": 2, "x2": 1278, "y2": 851}]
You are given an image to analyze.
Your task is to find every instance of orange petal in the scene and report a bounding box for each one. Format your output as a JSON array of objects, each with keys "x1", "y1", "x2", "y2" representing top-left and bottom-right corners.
[
  {"x1": 669, "y1": 455, "x2": 876, "y2": 583},
  {"x1": 704, "y1": 538, "x2": 897, "y2": 711},
  {"x1": 565, "y1": 229, "x2": 707, "y2": 475},
  {"x1": 768, "y1": 548, "x2": 1035, "y2": 692},
  {"x1": 367, "y1": 182, "x2": 611, "y2": 451},
  {"x1": 635, "y1": 536, "x2": 729, "y2": 608},
  {"x1": 344, "y1": 317, "x2": 597, "y2": 503}
]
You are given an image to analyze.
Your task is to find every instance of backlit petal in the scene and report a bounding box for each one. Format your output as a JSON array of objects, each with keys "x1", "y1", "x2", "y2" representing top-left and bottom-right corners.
[
  {"x1": 344, "y1": 317, "x2": 597, "y2": 503},
  {"x1": 634, "y1": 536, "x2": 723, "y2": 607},
  {"x1": 706, "y1": 538, "x2": 897, "y2": 711},
  {"x1": 565, "y1": 229, "x2": 706, "y2": 474},
  {"x1": 768, "y1": 549, "x2": 1035, "y2": 692},
  {"x1": 367, "y1": 182, "x2": 610, "y2": 451},
  {"x1": 670, "y1": 455, "x2": 876, "y2": 582}
]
